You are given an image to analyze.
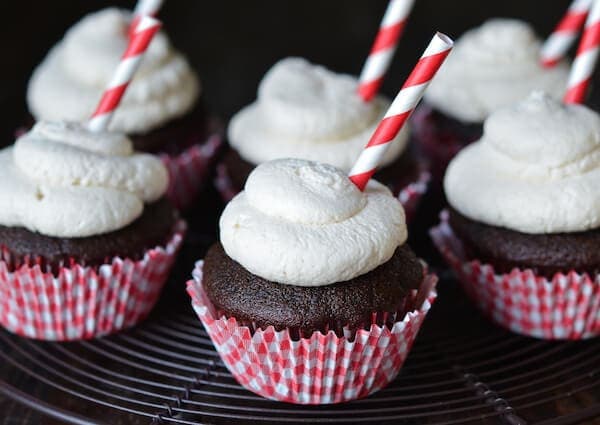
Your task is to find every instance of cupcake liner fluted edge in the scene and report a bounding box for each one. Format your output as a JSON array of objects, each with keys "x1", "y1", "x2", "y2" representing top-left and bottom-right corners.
[
  {"x1": 186, "y1": 260, "x2": 437, "y2": 404},
  {"x1": 0, "y1": 220, "x2": 186, "y2": 341},
  {"x1": 431, "y1": 211, "x2": 600, "y2": 340}
]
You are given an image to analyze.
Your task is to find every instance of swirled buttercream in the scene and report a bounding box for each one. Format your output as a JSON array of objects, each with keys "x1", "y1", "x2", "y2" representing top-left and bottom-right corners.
[
  {"x1": 220, "y1": 158, "x2": 407, "y2": 286},
  {"x1": 425, "y1": 19, "x2": 569, "y2": 123},
  {"x1": 228, "y1": 57, "x2": 409, "y2": 171},
  {"x1": 444, "y1": 92, "x2": 600, "y2": 234},
  {"x1": 0, "y1": 121, "x2": 168, "y2": 238},
  {"x1": 27, "y1": 8, "x2": 199, "y2": 134}
]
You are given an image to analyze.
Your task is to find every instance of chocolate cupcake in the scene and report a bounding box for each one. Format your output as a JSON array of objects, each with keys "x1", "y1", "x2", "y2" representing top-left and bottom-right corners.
[
  {"x1": 188, "y1": 158, "x2": 437, "y2": 404},
  {"x1": 431, "y1": 92, "x2": 600, "y2": 340},
  {"x1": 414, "y1": 19, "x2": 569, "y2": 178},
  {"x1": 0, "y1": 121, "x2": 185, "y2": 340},
  {"x1": 26, "y1": 8, "x2": 222, "y2": 209},
  {"x1": 216, "y1": 57, "x2": 429, "y2": 221}
]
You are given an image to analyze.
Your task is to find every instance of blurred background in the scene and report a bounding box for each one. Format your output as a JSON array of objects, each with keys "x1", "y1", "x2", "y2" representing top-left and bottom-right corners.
[{"x1": 0, "y1": 0, "x2": 576, "y2": 145}]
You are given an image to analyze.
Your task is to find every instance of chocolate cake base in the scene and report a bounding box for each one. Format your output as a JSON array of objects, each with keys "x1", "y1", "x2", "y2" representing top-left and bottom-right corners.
[
  {"x1": 129, "y1": 102, "x2": 217, "y2": 155},
  {"x1": 203, "y1": 243, "x2": 424, "y2": 336},
  {"x1": 222, "y1": 144, "x2": 423, "y2": 194},
  {"x1": 448, "y1": 207, "x2": 600, "y2": 277},
  {"x1": 18, "y1": 102, "x2": 219, "y2": 157},
  {"x1": 0, "y1": 198, "x2": 179, "y2": 273}
]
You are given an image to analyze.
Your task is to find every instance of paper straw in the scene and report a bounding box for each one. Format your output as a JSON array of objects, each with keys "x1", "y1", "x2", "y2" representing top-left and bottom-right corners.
[
  {"x1": 349, "y1": 32, "x2": 453, "y2": 191},
  {"x1": 357, "y1": 0, "x2": 416, "y2": 101},
  {"x1": 88, "y1": 16, "x2": 162, "y2": 132},
  {"x1": 541, "y1": 0, "x2": 592, "y2": 67},
  {"x1": 564, "y1": 0, "x2": 600, "y2": 104},
  {"x1": 130, "y1": 0, "x2": 163, "y2": 34}
]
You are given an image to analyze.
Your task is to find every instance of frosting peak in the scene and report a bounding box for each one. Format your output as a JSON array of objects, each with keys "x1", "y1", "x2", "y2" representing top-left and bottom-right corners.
[
  {"x1": 425, "y1": 19, "x2": 569, "y2": 123},
  {"x1": 245, "y1": 159, "x2": 366, "y2": 224},
  {"x1": 220, "y1": 159, "x2": 407, "y2": 286},
  {"x1": 484, "y1": 92, "x2": 600, "y2": 169},
  {"x1": 228, "y1": 57, "x2": 409, "y2": 171},
  {"x1": 27, "y1": 8, "x2": 199, "y2": 134},
  {"x1": 0, "y1": 121, "x2": 168, "y2": 238},
  {"x1": 445, "y1": 92, "x2": 600, "y2": 234}
]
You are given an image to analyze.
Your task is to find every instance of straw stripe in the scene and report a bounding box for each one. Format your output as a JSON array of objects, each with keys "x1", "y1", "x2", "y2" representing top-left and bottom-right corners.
[
  {"x1": 541, "y1": 0, "x2": 593, "y2": 67},
  {"x1": 564, "y1": 0, "x2": 600, "y2": 103},
  {"x1": 349, "y1": 33, "x2": 453, "y2": 191},
  {"x1": 130, "y1": 0, "x2": 163, "y2": 34},
  {"x1": 88, "y1": 16, "x2": 161, "y2": 132},
  {"x1": 357, "y1": 0, "x2": 416, "y2": 102}
]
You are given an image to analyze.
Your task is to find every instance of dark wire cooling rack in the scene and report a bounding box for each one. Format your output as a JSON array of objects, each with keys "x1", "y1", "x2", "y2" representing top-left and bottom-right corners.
[{"x1": 0, "y1": 187, "x2": 599, "y2": 425}]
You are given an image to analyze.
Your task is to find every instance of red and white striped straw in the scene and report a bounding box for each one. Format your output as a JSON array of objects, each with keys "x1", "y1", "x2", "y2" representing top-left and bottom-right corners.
[
  {"x1": 564, "y1": 0, "x2": 600, "y2": 104},
  {"x1": 357, "y1": 0, "x2": 416, "y2": 102},
  {"x1": 349, "y1": 32, "x2": 453, "y2": 191},
  {"x1": 88, "y1": 16, "x2": 162, "y2": 132},
  {"x1": 130, "y1": 0, "x2": 163, "y2": 35},
  {"x1": 541, "y1": 0, "x2": 592, "y2": 68}
]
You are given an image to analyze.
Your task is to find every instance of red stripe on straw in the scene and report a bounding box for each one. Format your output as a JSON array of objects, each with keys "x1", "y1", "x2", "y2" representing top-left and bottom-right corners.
[
  {"x1": 564, "y1": 79, "x2": 591, "y2": 103},
  {"x1": 349, "y1": 32, "x2": 454, "y2": 191},
  {"x1": 403, "y1": 50, "x2": 452, "y2": 87},
  {"x1": 364, "y1": 112, "x2": 411, "y2": 148},
  {"x1": 348, "y1": 170, "x2": 377, "y2": 191},
  {"x1": 541, "y1": 0, "x2": 593, "y2": 68},
  {"x1": 557, "y1": 10, "x2": 590, "y2": 32},
  {"x1": 564, "y1": 0, "x2": 600, "y2": 104},
  {"x1": 357, "y1": 0, "x2": 416, "y2": 102},
  {"x1": 123, "y1": 25, "x2": 161, "y2": 58},
  {"x1": 578, "y1": 21, "x2": 600, "y2": 51},
  {"x1": 92, "y1": 85, "x2": 128, "y2": 119},
  {"x1": 88, "y1": 16, "x2": 162, "y2": 132},
  {"x1": 370, "y1": 21, "x2": 406, "y2": 53},
  {"x1": 357, "y1": 77, "x2": 384, "y2": 101}
]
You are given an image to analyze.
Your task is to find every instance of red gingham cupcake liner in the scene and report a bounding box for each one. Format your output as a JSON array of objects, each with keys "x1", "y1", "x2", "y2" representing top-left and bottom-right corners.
[
  {"x1": 161, "y1": 133, "x2": 223, "y2": 210},
  {"x1": 397, "y1": 169, "x2": 430, "y2": 223},
  {"x1": 0, "y1": 221, "x2": 186, "y2": 341},
  {"x1": 187, "y1": 261, "x2": 438, "y2": 404},
  {"x1": 431, "y1": 211, "x2": 600, "y2": 340},
  {"x1": 215, "y1": 163, "x2": 430, "y2": 223}
]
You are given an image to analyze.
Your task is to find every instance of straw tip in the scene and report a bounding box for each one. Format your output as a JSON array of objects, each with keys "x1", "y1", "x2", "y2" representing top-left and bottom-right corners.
[
  {"x1": 135, "y1": 15, "x2": 162, "y2": 32},
  {"x1": 435, "y1": 32, "x2": 454, "y2": 48}
]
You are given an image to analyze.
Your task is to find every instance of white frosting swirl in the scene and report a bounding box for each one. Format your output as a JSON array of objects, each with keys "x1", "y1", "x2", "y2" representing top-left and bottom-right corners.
[
  {"x1": 0, "y1": 121, "x2": 168, "y2": 238},
  {"x1": 220, "y1": 158, "x2": 407, "y2": 286},
  {"x1": 425, "y1": 19, "x2": 569, "y2": 123},
  {"x1": 445, "y1": 92, "x2": 600, "y2": 234},
  {"x1": 27, "y1": 8, "x2": 199, "y2": 134},
  {"x1": 228, "y1": 57, "x2": 410, "y2": 171}
]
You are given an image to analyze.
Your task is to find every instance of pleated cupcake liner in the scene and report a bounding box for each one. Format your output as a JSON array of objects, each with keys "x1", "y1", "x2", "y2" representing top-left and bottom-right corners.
[
  {"x1": 186, "y1": 260, "x2": 438, "y2": 404},
  {"x1": 431, "y1": 211, "x2": 600, "y2": 340},
  {"x1": 0, "y1": 221, "x2": 186, "y2": 341},
  {"x1": 161, "y1": 133, "x2": 223, "y2": 210},
  {"x1": 214, "y1": 163, "x2": 430, "y2": 223}
]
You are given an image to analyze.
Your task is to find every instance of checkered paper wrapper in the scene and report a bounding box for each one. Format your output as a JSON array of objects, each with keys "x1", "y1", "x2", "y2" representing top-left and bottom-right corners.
[
  {"x1": 161, "y1": 133, "x2": 223, "y2": 210},
  {"x1": 0, "y1": 221, "x2": 186, "y2": 341},
  {"x1": 187, "y1": 261, "x2": 438, "y2": 404},
  {"x1": 215, "y1": 163, "x2": 430, "y2": 223},
  {"x1": 431, "y1": 212, "x2": 600, "y2": 340}
]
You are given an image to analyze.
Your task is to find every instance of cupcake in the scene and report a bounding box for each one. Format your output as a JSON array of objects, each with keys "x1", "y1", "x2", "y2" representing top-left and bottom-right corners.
[
  {"x1": 431, "y1": 92, "x2": 600, "y2": 340},
  {"x1": 0, "y1": 121, "x2": 185, "y2": 340},
  {"x1": 26, "y1": 8, "x2": 222, "y2": 209},
  {"x1": 414, "y1": 19, "x2": 569, "y2": 178},
  {"x1": 217, "y1": 57, "x2": 429, "y2": 221},
  {"x1": 188, "y1": 158, "x2": 437, "y2": 404}
]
